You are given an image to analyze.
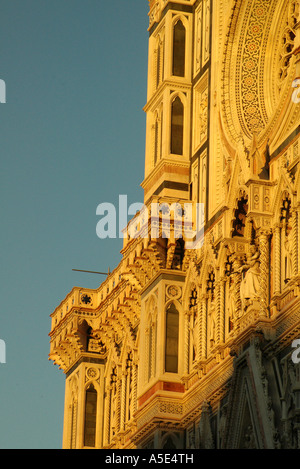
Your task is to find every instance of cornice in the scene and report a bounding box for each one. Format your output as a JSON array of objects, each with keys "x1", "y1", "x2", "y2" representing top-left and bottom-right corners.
[
  {"x1": 144, "y1": 79, "x2": 192, "y2": 113},
  {"x1": 142, "y1": 157, "x2": 190, "y2": 190}
]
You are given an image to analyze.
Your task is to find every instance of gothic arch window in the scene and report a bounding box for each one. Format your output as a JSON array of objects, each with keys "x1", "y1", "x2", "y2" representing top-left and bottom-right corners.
[
  {"x1": 171, "y1": 96, "x2": 184, "y2": 155},
  {"x1": 172, "y1": 19, "x2": 186, "y2": 77},
  {"x1": 84, "y1": 383, "x2": 97, "y2": 447},
  {"x1": 165, "y1": 302, "x2": 179, "y2": 373},
  {"x1": 77, "y1": 319, "x2": 91, "y2": 351}
]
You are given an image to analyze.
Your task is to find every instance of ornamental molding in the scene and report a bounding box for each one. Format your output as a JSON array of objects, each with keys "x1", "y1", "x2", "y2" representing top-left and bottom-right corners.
[
  {"x1": 221, "y1": 0, "x2": 300, "y2": 150},
  {"x1": 144, "y1": 79, "x2": 192, "y2": 113}
]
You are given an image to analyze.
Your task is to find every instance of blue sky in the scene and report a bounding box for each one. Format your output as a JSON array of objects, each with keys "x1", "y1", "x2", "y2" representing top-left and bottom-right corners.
[{"x1": 0, "y1": 0, "x2": 149, "y2": 448}]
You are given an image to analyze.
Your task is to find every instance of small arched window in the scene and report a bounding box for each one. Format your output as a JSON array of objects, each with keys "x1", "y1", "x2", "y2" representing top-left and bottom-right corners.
[
  {"x1": 171, "y1": 96, "x2": 184, "y2": 155},
  {"x1": 172, "y1": 20, "x2": 186, "y2": 77},
  {"x1": 165, "y1": 303, "x2": 179, "y2": 373},
  {"x1": 84, "y1": 384, "x2": 97, "y2": 447}
]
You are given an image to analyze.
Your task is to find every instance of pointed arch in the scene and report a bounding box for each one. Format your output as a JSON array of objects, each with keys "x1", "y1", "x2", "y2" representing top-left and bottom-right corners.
[
  {"x1": 172, "y1": 18, "x2": 186, "y2": 77},
  {"x1": 162, "y1": 432, "x2": 180, "y2": 449},
  {"x1": 84, "y1": 383, "x2": 97, "y2": 447},
  {"x1": 171, "y1": 95, "x2": 184, "y2": 155},
  {"x1": 165, "y1": 302, "x2": 179, "y2": 373}
]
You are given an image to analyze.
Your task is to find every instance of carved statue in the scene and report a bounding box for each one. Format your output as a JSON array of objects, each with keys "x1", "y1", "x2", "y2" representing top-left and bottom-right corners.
[{"x1": 238, "y1": 245, "x2": 260, "y2": 311}]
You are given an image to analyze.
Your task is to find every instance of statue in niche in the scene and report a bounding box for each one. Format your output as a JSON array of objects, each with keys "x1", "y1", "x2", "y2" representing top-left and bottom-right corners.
[
  {"x1": 223, "y1": 155, "x2": 232, "y2": 193},
  {"x1": 238, "y1": 244, "x2": 260, "y2": 311}
]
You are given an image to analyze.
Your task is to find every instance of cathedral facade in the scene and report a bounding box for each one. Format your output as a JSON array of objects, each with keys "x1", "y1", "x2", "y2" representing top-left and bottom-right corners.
[{"x1": 49, "y1": 0, "x2": 300, "y2": 449}]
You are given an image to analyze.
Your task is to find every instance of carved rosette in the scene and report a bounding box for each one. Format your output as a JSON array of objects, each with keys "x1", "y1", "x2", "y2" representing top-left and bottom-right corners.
[
  {"x1": 86, "y1": 366, "x2": 99, "y2": 382},
  {"x1": 166, "y1": 285, "x2": 182, "y2": 301}
]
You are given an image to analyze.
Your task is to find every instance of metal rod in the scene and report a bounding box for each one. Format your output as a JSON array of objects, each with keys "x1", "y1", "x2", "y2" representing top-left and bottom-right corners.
[{"x1": 72, "y1": 269, "x2": 108, "y2": 275}]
